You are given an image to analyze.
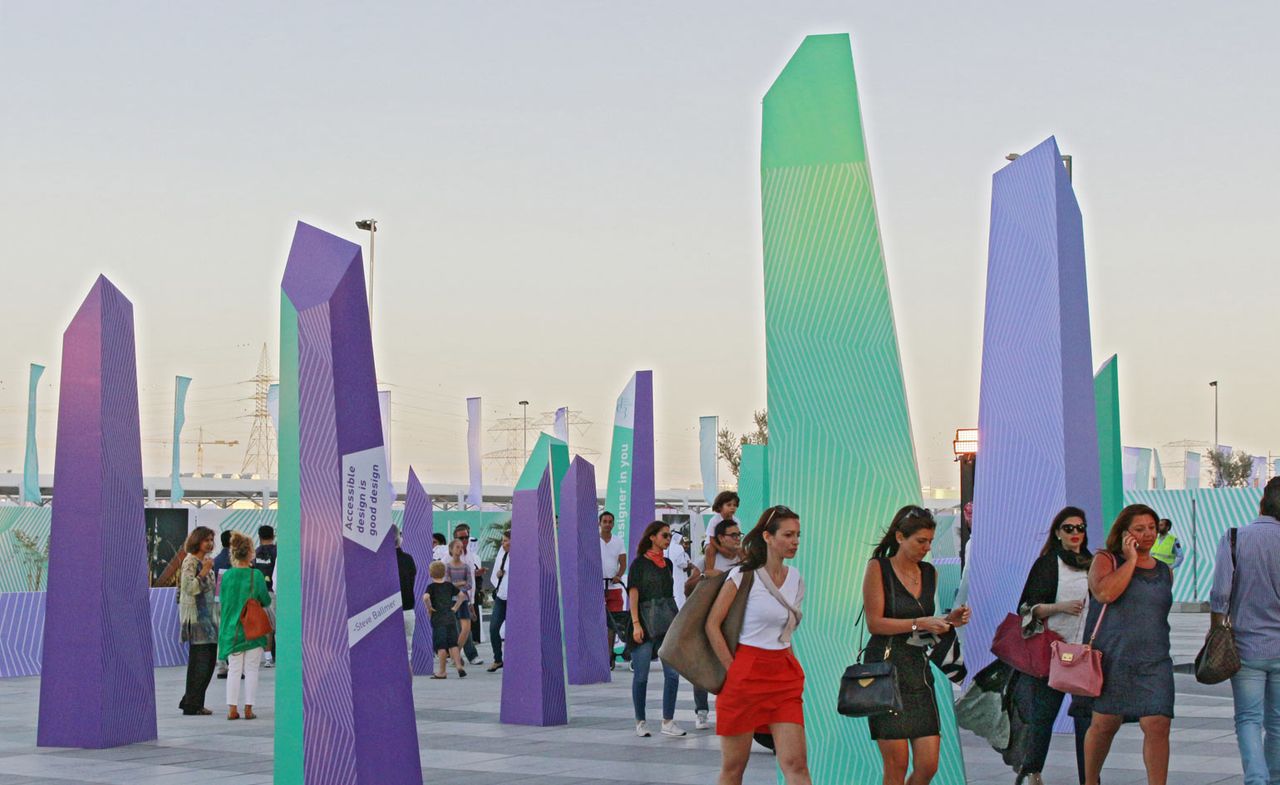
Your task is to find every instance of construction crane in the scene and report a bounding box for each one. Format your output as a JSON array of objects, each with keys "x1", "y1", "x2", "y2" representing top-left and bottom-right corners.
[{"x1": 146, "y1": 427, "x2": 239, "y2": 476}]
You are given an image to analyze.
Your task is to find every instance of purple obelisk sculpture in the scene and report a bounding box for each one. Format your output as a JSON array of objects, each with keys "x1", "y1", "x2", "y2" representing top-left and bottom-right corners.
[
  {"x1": 278, "y1": 222, "x2": 421, "y2": 784},
  {"x1": 966, "y1": 138, "x2": 1102, "y2": 679},
  {"x1": 403, "y1": 466, "x2": 437, "y2": 675},
  {"x1": 500, "y1": 468, "x2": 568, "y2": 725},
  {"x1": 628, "y1": 370, "x2": 656, "y2": 556},
  {"x1": 559, "y1": 456, "x2": 610, "y2": 685},
  {"x1": 38, "y1": 275, "x2": 156, "y2": 748}
]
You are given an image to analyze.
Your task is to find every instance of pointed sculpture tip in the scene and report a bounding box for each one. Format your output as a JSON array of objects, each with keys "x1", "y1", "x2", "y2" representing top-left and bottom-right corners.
[{"x1": 762, "y1": 32, "x2": 867, "y2": 168}]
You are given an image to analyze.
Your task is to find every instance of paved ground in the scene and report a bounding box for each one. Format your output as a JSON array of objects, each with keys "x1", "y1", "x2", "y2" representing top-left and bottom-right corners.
[{"x1": 0, "y1": 613, "x2": 1245, "y2": 784}]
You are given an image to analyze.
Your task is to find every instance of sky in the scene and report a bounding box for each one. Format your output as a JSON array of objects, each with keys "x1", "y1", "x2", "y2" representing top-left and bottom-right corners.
[{"x1": 1, "y1": 2, "x2": 1276, "y2": 493}]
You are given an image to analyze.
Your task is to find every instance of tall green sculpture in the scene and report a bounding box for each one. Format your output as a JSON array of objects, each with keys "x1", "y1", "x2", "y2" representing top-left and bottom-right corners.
[
  {"x1": 1095, "y1": 355, "x2": 1123, "y2": 528},
  {"x1": 761, "y1": 34, "x2": 964, "y2": 783}
]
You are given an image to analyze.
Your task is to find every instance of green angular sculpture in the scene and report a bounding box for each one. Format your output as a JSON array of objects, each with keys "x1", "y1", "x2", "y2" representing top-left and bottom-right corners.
[
  {"x1": 1095, "y1": 355, "x2": 1123, "y2": 527},
  {"x1": 761, "y1": 33, "x2": 964, "y2": 783}
]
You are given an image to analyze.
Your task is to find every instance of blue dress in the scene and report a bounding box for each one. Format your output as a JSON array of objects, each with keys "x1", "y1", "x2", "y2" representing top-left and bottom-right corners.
[{"x1": 1079, "y1": 554, "x2": 1174, "y2": 719}]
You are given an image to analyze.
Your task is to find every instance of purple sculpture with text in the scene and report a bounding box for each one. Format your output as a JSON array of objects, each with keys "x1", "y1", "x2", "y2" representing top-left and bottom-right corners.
[
  {"x1": 967, "y1": 137, "x2": 1102, "y2": 680},
  {"x1": 278, "y1": 222, "x2": 421, "y2": 784},
  {"x1": 559, "y1": 456, "x2": 610, "y2": 684},
  {"x1": 38, "y1": 276, "x2": 156, "y2": 748},
  {"x1": 501, "y1": 468, "x2": 568, "y2": 725},
  {"x1": 403, "y1": 466, "x2": 437, "y2": 675}
]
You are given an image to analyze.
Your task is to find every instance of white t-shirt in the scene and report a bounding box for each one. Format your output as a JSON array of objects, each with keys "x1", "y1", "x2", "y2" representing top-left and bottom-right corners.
[
  {"x1": 1045, "y1": 563, "x2": 1090, "y2": 644},
  {"x1": 600, "y1": 535, "x2": 627, "y2": 583},
  {"x1": 493, "y1": 548, "x2": 511, "y2": 602},
  {"x1": 729, "y1": 566, "x2": 802, "y2": 650}
]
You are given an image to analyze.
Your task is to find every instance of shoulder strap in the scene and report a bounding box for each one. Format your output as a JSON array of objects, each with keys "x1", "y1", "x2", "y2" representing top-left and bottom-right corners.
[{"x1": 1086, "y1": 603, "x2": 1108, "y2": 647}]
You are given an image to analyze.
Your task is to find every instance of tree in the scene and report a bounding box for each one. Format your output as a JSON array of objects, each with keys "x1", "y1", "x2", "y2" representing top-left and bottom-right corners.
[
  {"x1": 12, "y1": 530, "x2": 49, "y2": 591},
  {"x1": 1207, "y1": 448, "x2": 1254, "y2": 488},
  {"x1": 717, "y1": 410, "x2": 768, "y2": 479}
]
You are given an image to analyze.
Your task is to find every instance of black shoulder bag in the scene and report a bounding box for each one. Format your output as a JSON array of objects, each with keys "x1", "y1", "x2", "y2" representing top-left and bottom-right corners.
[
  {"x1": 1195, "y1": 528, "x2": 1240, "y2": 684},
  {"x1": 838, "y1": 570, "x2": 903, "y2": 718}
]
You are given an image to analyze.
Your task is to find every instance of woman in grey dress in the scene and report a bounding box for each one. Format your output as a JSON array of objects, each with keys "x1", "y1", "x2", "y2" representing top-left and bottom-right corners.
[{"x1": 1082, "y1": 504, "x2": 1173, "y2": 785}]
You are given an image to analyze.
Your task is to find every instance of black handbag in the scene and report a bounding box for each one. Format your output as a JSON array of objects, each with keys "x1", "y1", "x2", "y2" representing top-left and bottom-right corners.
[
  {"x1": 639, "y1": 597, "x2": 679, "y2": 641},
  {"x1": 837, "y1": 608, "x2": 903, "y2": 718},
  {"x1": 1195, "y1": 528, "x2": 1241, "y2": 685}
]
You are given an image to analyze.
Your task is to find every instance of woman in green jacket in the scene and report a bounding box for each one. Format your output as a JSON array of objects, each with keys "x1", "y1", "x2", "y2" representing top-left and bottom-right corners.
[{"x1": 218, "y1": 532, "x2": 272, "y2": 720}]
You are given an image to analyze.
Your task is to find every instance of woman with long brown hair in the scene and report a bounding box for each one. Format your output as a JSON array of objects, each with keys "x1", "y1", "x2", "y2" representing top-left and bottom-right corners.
[
  {"x1": 178, "y1": 526, "x2": 218, "y2": 716},
  {"x1": 1081, "y1": 504, "x2": 1173, "y2": 785},
  {"x1": 706, "y1": 505, "x2": 810, "y2": 785},
  {"x1": 863, "y1": 506, "x2": 971, "y2": 785},
  {"x1": 627, "y1": 520, "x2": 684, "y2": 738}
]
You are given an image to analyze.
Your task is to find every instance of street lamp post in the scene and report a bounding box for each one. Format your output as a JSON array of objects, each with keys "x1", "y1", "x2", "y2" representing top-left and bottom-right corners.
[
  {"x1": 355, "y1": 219, "x2": 377, "y2": 319},
  {"x1": 953, "y1": 428, "x2": 978, "y2": 572},
  {"x1": 519, "y1": 400, "x2": 530, "y2": 460},
  {"x1": 1209, "y1": 380, "x2": 1219, "y2": 452},
  {"x1": 1005, "y1": 152, "x2": 1073, "y2": 181}
]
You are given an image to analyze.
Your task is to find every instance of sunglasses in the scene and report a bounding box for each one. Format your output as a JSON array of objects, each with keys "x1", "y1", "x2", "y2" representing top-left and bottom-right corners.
[{"x1": 1059, "y1": 524, "x2": 1086, "y2": 535}]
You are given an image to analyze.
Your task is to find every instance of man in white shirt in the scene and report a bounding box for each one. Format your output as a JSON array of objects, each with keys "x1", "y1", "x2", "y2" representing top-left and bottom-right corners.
[
  {"x1": 599, "y1": 511, "x2": 629, "y2": 670},
  {"x1": 454, "y1": 523, "x2": 485, "y2": 665},
  {"x1": 486, "y1": 530, "x2": 510, "y2": 672}
]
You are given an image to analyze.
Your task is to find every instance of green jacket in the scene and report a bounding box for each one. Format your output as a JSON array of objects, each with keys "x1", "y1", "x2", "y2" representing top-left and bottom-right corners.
[{"x1": 217, "y1": 566, "x2": 272, "y2": 659}]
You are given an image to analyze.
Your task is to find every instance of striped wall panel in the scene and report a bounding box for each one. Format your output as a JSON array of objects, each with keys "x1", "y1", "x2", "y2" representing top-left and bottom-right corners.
[
  {"x1": 1125, "y1": 487, "x2": 1260, "y2": 603},
  {"x1": 0, "y1": 592, "x2": 44, "y2": 677}
]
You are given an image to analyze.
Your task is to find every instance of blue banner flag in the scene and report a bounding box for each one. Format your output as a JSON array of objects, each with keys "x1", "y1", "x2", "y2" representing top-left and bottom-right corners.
[
  {"x1": 171, "y1": 376, "x2": 192, "y2": 504},
  {"x1": 699, "y1": 415, "x2": 718, "y2": 506},
  {"x1": 21, "y1": 363, "x2": 45, "y2": 504}
]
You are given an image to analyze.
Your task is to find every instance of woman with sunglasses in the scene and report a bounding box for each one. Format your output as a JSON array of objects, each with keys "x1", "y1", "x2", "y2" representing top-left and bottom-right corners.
[
  {"x1": 628, "y1": 520, "x2": 685, "y2": 738},
  {"x1": 707, "y1": 505, "x2": 810, "y2": 784},
  {"x1": 863, "y1": 506, "x2": 971, "y2": 785},
  {"x1": 1008, "y1": 507, "x2": 1094, "y2": 785}
]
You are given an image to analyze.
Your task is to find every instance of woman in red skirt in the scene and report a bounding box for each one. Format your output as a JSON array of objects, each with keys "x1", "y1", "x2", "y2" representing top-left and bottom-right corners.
[{"x1": 706, "y1": 505, "x2": 810, "y2": 785}]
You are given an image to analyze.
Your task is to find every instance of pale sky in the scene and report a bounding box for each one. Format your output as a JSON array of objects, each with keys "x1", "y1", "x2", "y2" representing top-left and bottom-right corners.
[{"x1": 1, "y1": 2, "x2": 1276, "y2": 493}]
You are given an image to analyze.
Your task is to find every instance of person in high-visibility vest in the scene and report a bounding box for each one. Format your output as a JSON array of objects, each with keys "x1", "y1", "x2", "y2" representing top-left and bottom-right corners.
[{"x1": 1151, "y1": 518, "x2": 1184, "y2": 575}]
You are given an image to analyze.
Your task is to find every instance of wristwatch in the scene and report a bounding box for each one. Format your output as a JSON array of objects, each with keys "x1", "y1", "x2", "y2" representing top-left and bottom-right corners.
[{"x1": 910, "y1": 619, "x2": 919, "y2": 632}]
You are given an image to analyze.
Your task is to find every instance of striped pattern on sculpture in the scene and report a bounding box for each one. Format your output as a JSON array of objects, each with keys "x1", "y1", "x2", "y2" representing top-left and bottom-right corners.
[
  {"x1": 558, "y1": 456, "x2": 610, "y2": 685},
  {"x1": 295, "y1": 301, "x2": 359, "y2": 784},
  {"x1": 39, "y1": 276, "x2": 157, "y2": 748},
  {"x1": 966, "y1": 137, "x2": 1102, "y2": 681},
  {"x1": 403, "y1": 467, "x2": 438, "y2": 675},
  {"x1": 761, "y1": 34, "x2": 965, "y2": 784},
  {"x1": 500, "y1": 469, "x2": 568, "y2": 726}
]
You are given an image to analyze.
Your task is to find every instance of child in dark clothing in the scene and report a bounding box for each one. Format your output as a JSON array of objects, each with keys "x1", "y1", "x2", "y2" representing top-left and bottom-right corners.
[{"x1": 423, "y1": 561, "x2": 466, "y2": 678}]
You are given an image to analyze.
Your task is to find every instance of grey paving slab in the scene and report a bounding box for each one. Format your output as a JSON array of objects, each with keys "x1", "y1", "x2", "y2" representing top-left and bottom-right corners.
[{"x1": 0, "y1": 611, "x2": 1249, "y2": 784}]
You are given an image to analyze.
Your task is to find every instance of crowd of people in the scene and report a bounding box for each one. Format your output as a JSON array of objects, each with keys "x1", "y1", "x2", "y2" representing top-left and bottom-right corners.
[
  {"x1": 168, "y1": 478, "x2": 1280, "y2": 785},
  {"x1": 177, "y1": 525, "x2": 276, "y2": 719}
]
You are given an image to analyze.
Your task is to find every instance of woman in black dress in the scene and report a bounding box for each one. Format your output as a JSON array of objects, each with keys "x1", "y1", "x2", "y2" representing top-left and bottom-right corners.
[{"x1": 862, "y1": 506, "x2": 971, "y2": 785}]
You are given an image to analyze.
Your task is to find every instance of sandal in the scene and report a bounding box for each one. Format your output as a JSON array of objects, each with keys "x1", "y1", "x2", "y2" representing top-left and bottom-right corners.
[
  {"x1": 227, "y1": 708, "x2": 240, "y2": 720},
  {"x1": 244, "y1": 709, "x2": 257, "y2": 720},
  {"x1": 486, "y1": 662, "x2": 503, "y2": 672},
  {"x1": 430, "y1": 674, "x2": 447, "y2": 680},
  {"x1": 197, "y1": 708, "x2": 213, "y2": 716}
]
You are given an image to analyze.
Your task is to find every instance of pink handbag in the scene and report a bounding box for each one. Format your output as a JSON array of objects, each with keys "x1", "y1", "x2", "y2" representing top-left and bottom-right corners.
[{"x1": 1048, "y1": 604, "x2": 1107, "y2": 697}]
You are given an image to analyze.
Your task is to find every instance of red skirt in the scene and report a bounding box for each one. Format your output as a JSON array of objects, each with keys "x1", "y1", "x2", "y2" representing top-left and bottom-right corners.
[{"x1": 715, "y1": 644, "x2": 805, "y2": 736}]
